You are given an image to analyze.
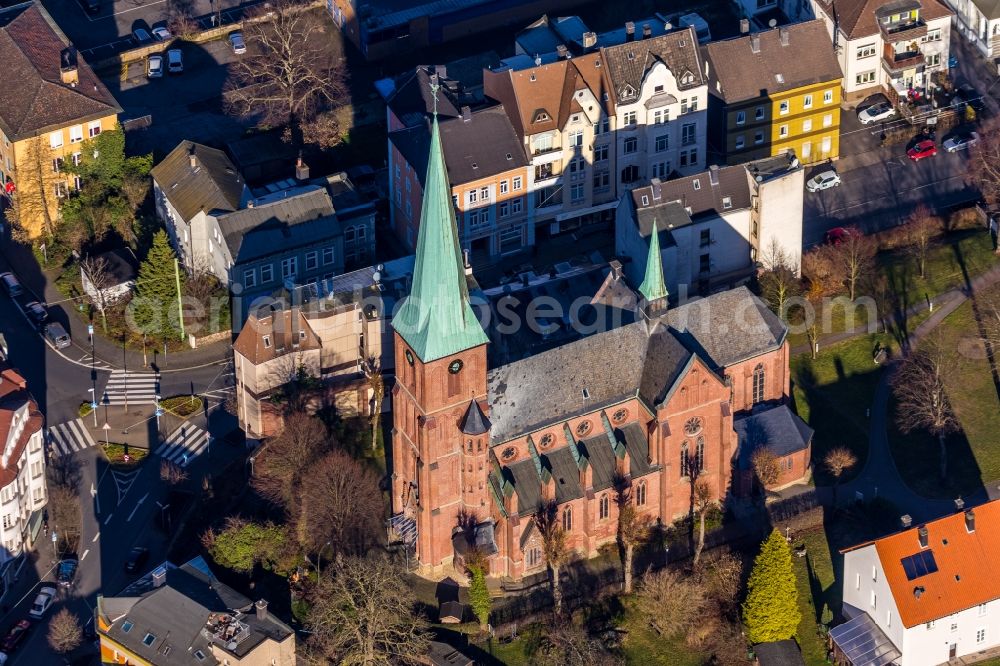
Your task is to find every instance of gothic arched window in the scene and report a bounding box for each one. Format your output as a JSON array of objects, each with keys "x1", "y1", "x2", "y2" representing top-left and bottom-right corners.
[{"x1": 752, "y1": 363, "x2": 766, "y2": 404}]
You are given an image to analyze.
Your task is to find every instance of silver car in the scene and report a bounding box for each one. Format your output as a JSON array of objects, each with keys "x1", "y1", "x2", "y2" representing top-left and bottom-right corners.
[
  {"x1": 44, "y1": 322, "x2": 71, "y2": 349},
  {"x1": 147, "y1": 54, "x2": 163, "y2": 78},
  {"x1": 943, "y1": 132, "x2": 979, "y2": 152},
  {"x1": 229, "y1": 31, "x2": 246, "y2": 54},
  {"x1": 806, "y1": 170, "x2": 842, "y2": 192}
]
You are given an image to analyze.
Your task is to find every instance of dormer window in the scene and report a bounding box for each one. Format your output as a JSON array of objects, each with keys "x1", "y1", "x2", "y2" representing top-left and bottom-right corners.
[
  {"x1": 620, "y1": 84, "x2": 636, "y2": 100},
  {"x1": 533, "y1": 110, "x2": 550, "y2": 123},
  {"x1": 263, "y1": 335, "x2": 271, "y2": 348},
  {"x1": 681, "y1": 71, "x2": 695, "y2": 85},
  {"x1": 641, "y1": 195, "x2": 649, "y2": 206},
  {"x1": 693, "y1": 179, "x2": 701, "y2": 190},
  {"x1": 654, "y1": 84, "x2": 664, "y2": 93}
]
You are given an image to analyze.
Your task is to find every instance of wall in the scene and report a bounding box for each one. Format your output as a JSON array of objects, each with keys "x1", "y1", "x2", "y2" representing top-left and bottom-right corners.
[
  {"x1": 0, "y1": 427, "x2": 46, "y2": 561},
  {"x1": 769, "y1": 82, "x2": 841, "y2": 164},
  {"x1": 756, "y1": 167, "x2": 805, "y2": 274},
  {"x1": 842, "y1": 545, "x2": 907, "y2": 658}
]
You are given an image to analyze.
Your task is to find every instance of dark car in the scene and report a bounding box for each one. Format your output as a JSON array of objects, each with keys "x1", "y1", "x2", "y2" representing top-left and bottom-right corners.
[
  {"x1": 23, "y1": 301, "x2": 47, "y2": 328},
  {"x1": 957, "y1": 84, "x2": 987, "y2": 113},
  {"x1": 0, "y1": 620, "x2": 31, "y2": 653},
  {"x1": 57, "y1": 558, "x2": 78, "y2": 587},
  {"x1": 124, "y1": 547, "x2": 149, "y2": 574}
]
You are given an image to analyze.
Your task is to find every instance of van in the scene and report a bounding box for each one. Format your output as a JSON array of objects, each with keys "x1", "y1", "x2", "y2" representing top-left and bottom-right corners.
[
  {"x1": 0, "y1": 272, "x2": 23, "y2": 297},
  {"x1": 44, "y1": 323, "x2": 71, "y2": 349}
]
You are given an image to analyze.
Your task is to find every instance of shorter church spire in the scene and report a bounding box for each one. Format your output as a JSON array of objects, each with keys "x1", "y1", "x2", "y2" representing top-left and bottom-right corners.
[{"x1": 638, "y1": 219, "x2": 668, "y2": 304}]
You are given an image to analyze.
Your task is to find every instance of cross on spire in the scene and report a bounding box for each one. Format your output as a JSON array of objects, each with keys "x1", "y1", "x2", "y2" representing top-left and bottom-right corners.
[{"x1": 429, "y1": 79, "x2": 440, "y2": 117}]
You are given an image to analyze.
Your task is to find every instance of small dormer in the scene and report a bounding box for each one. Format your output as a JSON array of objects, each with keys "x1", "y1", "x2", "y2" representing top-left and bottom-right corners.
[
  {"x1": 532, "y1": 109, "x2": 551, "y2": 123},
  {"x1": 619, "y1": 84, "x2": 637, "y2": 101}
]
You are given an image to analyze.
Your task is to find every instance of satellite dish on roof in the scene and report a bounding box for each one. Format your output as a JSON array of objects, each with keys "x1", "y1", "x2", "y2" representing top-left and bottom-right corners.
[{"x1": 769, "y1": 19, "x2": 777, "y2": 27}]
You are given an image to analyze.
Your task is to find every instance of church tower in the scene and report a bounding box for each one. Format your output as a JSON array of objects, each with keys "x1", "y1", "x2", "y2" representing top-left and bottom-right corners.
[
  {"x1": 390, "y1": 90, "x2": 491, "y2": 573},
  {"x1": 638, "y1": 219, "x2": 669, "y2": 317}
]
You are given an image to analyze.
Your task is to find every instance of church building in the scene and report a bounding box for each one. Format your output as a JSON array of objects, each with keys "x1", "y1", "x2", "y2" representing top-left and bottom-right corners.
[{"x1": 389, "y1": 99, "x2": 798, "y2": 581}]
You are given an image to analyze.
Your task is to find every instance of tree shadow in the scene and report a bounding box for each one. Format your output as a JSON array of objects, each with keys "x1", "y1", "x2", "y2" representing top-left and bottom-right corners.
[{"x1": 969, "y1": 293, "x2": 1000, "y2": 403}]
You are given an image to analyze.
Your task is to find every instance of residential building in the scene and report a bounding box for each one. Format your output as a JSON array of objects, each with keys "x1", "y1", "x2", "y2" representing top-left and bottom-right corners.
[
  {"x1": 326, "y1": 0, "x2": 585, "y2": 61},
  {"x1": 382, "y1": 64, "x2": 480, "y2": 132},
  {"x1": 80, "y1": 247, "x2": 138, "y2": 305},
  {"x1": 945, "y1": 0, "x2": 1000, "y2": 59},
  {"x1": 615, "y1": 154, "x2": 804, "y2": 297},
  {"x1": 731, "y1": 0, "x2": 816, "y2": 24},
  {"x1": 703, "y1": 20, "x2": 844, "y2": 165},
  {"x1": 97, "y1": 556, "x2": 295, "y2": 665},
  {"x1": 0, "y1": 353, "x2": 47, "y2": 590},
  {"x1": 388, "y1": 109, "x2": 802, "y2": 582},
  {"x1": 389, "y1": 106, "x2": 532, "y2": 265},
  {"x1": 812, "y1": 0, "x2": 953, "y2": 104},
  {"x1": 232, "y1": 256, "x2": 414, "y2": 437},
  {"x1": 151, "y1": 141, "x2": 375, "y2": 326},
  {"x1": 0, "y1": 2, "x2": 121, "y2": 238},
  {"x1": 834, "y1": 500, "x2": 1000, "y2": 666}
]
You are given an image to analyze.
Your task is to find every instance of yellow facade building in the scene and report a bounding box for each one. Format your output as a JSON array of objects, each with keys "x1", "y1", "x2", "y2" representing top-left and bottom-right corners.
[
  {"x1": 0, "y1": 3, "x2": 120, "y2": 239},
  {"x1": 704, "y1": 20, "x2": 844, "y2": 166}
]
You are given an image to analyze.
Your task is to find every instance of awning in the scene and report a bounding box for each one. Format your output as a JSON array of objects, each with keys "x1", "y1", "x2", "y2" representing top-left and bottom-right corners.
[
  {"x1": 555, "y1": 200, "x2": 619, "y2": 222},
  {"x1": 829, "y1": 612, "x2": 902, "y2": 666}
]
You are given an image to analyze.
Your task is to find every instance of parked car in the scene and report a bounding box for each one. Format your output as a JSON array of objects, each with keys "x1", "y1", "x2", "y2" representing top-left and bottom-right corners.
[
  {"x1": 806, "y1": 170, "x2": 841, "y2": 192},
  {"x1": 23, "y1": 301, "x2": 47, "y2": 327},
  {"x1": 0, "y1": 272, "x2": 22, "y2": 297},
  {"x1": 28, "y1": 585, "x2": 56, "y2": 620},
  {"x1": 43, "y1": 323, "x2": 71, "y2": 349},
  {"x1": 151, "y1": 26, "x2": 172, "y2": 41},
  {"x1": 907, "y1": 139, "x2": 938, "y2": 161},
  {"x1": 229, "y1": 31, "x2": 246, "y2": 54},
  {"x1": 956, "y1": 84, "x2": 987, "y2": 113},
  {"x1": 943, "y1": 131, "x2": 980, "y2": 153},
  {"x1": 825, "y1": 227, "x2": 860, "y2": 245},
  {"x1": 125, "y1": 546, "x2": 150, "y2": 574},
  {"x1": 57, "y1": 558, "x2": 78, "y2": 588},
  {"x1": 146, "y1": 54, "x2": 163, "y2": 78},
  {"x1": 858, "y1": 102, "x2": 896, "y2": 125},
  {"x1": 0, "y1": 620, "x2": 31, "y2": 654},
  {"x1": 949, "y1": 54, "x2": 959, "y2": 69},
  {"x1": 132, "y1": 28, "x2": 152, "y2": 46},
  {"x1": 166, "y1": 49, "x2": 183, "y2": 74}
]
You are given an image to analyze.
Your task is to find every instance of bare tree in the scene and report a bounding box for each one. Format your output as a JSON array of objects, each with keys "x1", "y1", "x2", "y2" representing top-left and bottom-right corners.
[
  {"x1": 48, "y1": 608, "x2": 82, "y2": 654},
  {"x1": 804, "y1": 290, "x2": 823, "y2": 359},
  {"x1": 535, "y1": 500, "x2": 570, "y2": 616},
  {"x1": 758, "y1": 239, "x2": 802, "y2": 320},
  {"x1": 13, "y1": 136, "x2": 60, "y2": 238},
  {"x1": 361, "y1": 357, "x2": 384, "y2": 451},
  {"x1": 823, "y1": 446, "x2": 858, "y2": 505},
  {"x1": 615, "y1": 491, "x2": 648, "y2": 594},
  {"x1": 980, "y1": 286, "x2": 1000, "y2": 351},
  {"x1": 293, "y1": 448, "x2": 383, "y2": 556},
  {"x1": 80, "y1": 255, "x2": 114, "y2": 332},
  {"x1": 224, "y1": 1, "x2": 348, "y2": 146},
  {"x1": 802, "y1": 243, "x2": 840, "y2": 297},
  {"x1": 751, "y1": 447, "x2": 780, "y2": 492},
  {"x1": 160, "y1": 459, "x2": 189, "y2": 486},
  {"x1": 307, "y1": 554, "x2": 431, "y2": 665},
  {"x1": 898, "y1": 205, "x2": 940, "y2": 278},
  {"x1": 535, "y1": 619, "x2": 624, "y2": 666},
  {"x1": 893, "y1": 332, "x2": 961, "y2": 478},
  {"x1": 635, "y1": 568, "x2": 707, "y2": 638},
  {"x1": 252, "y1": 411, "x2": 327, "y2": 507},
  {"x1": 48, "y1": 484, "x2": 81, "y2": 553},
  {"x1": 829, "y1": 227, "x2": 877, "y2": 301},
  {"x1": 165, "y1": 0, "x2": 199, "y2": 37},
  {"x1": 702, "y1": 551, "x2": 744, "y2": 616},
  {"x1": 968, "y1": 115, "x2": 1000, "y2": 207},
  {"x1": 692, "y1": 478, "x2": 714, "y2": 567}
]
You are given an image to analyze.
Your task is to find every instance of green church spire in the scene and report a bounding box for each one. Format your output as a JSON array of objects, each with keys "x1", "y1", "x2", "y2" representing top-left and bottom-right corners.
[
  {"x1": 638, "y1": 219, "x2": 668, "y2": 303},
  {"x1": 392, "y1": 87, "x2": 489, "y2": 362}
]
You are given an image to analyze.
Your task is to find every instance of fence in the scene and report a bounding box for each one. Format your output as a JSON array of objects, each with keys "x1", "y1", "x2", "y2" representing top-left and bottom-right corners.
[{"x1": 187, "y1": 329, "x2": 231, "y2": 349}]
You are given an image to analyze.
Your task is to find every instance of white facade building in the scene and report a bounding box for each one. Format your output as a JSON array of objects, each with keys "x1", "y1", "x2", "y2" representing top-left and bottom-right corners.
[
  {"x1": 945, "y1": 0, "x2": 1000, "y2": 59},
  {"x1": 836, "y1": 501, "x2": 1000, "y2": 665}
]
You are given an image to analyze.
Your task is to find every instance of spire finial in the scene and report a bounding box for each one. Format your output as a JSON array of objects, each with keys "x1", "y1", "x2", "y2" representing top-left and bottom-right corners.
[{"x1": 430, "y1": 79, "x2": 440, "y2": 117}]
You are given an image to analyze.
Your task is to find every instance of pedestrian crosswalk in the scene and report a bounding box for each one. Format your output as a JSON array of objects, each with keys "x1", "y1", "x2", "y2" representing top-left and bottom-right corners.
[
  {"x1": 47, "y1": 419, "x2": 98, "y2": 457},
  {"x1": 102, "y1": 370, "x2": 160, "y2": 406},
  {"x1": 154, "y1": 424, "x2": 210, "y2": 468}
]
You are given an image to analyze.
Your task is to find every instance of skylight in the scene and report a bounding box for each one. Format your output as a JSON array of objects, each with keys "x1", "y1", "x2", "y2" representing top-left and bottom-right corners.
[{"x1": 901, "y1": 550, "x2": 938, "y2": 581}]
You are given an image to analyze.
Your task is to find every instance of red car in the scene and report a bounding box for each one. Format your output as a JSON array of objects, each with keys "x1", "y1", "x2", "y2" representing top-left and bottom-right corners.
[
  {"x1": 0, "y1": 619, "x2": 31, "y2": 653},
  {"x1": 825, "y1": 226, "x2": 862, "y2": 245},
  {"x1": 907, "y1": 139, "x2": 937, "y2": 161}
]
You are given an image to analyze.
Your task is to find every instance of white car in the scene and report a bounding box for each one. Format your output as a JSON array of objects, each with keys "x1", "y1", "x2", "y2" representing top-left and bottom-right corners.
[
  {"x1": 229, "y1": 31, "x2": 246, "y2": 54},
  {"x1": 151, "y1": 26, "x2": 172, "y2": 41},
  {"x1": 146, "y1": 54, "x2": 163, "y2": 78},
  {"x1": 806, "y1": 170, "x2": 842, "y2": 192},
  {"x1": 167, "y1": 49, "x2": 183, "y2": 74},
  {"x1": 28, "y1": 585, "x2": 56, "y2": 620},
  {"x1": 943, "y1": 132, "x2": 980, "y2": 153},
  {"x1": 858, "y1": 102, "x2": 896, "y2": 125}
]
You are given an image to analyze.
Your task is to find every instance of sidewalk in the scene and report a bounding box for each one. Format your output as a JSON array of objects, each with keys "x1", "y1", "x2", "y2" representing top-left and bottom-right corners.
[{"x1": 0, "y1": 237, "x2": 230, "y2": 372}]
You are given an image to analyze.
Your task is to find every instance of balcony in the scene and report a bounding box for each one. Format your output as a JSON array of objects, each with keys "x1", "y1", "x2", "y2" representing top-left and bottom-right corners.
[
  {"x1": 534, "y1": 163, "x2": 560, "y2": 182},
  {"x1": 878, "y1": 16, "x2": 927, "y2": 42},
  {"x1": 882, "y1": 43, "x2": 924, "y2": 72}
]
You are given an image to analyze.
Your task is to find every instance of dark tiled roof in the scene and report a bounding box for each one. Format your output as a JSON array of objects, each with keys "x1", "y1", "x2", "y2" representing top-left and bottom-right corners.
[
  {"x1": 630, "y1": 167, "x2": 752, "y2": 235},
  {"x1": 389, "y1": 105, "x2": 527, "y2": 186},
  {"x1": 460, "y1": 400, "x2": 491, "y2": 435},
  {"x1": 579, "y1": 434, "x2": 617, "y2": 492},
  {"x1": 507, "y1": 459, "x2": 541, "y2": 516},
  {"x1": 814, "y1": 0, "x2": 952, "y2": 39},
  {"x1": 735, "y1": 404, "x2": 813, "y2": 468},
  {"x1": 702, "y1": 21, "x2": 843, "y2": 103},
  {"x1": 601, "y1": 27, "x2": 705, "y2": 105},
  {"x1": 387, "y1": 66, "x2": 464, "y2": 128},
  {"x1": 216, "y1": 186, "x2": 337, "y2": 262},
  {"x1": 0, "y1": 4, "x2": 120, "y2": 141},
  {"x1": 618, "y1": 423, "x2": 651, "y2": 477},
  {"x1": 546, "y1": 446, "x2": 583, "y2": 504},
  {"x1": 150, "y1": 141, "x2": 244, "y2": 222}
]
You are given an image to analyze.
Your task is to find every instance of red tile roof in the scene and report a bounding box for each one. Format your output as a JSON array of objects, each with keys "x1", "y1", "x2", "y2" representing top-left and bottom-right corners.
[
  {"x1": 814, "y1": 0, "x2": 952, "y2": 40},
  {"x1": 0, "y1": 366, "x2": 42, "y2": 489}
]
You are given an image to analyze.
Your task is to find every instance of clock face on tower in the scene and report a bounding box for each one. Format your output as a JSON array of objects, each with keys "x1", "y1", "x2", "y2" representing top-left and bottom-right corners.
[
  {"x1": 448, "y1": 359, "x2": 464, "y2": 374},
  {"x1": 405, "y1": 349, "x2": 414, "y2": 366}
]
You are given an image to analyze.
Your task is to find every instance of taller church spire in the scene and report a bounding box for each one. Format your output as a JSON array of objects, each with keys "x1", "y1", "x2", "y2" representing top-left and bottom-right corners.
[{"x1": 638, "y1": 219, "x2": 668, "y2": 304}]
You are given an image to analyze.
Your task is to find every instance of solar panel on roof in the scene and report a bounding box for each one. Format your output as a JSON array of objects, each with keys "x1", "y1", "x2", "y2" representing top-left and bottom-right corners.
[{"x1": 901, "y1": 550, "x2": 938, "y2": 581}]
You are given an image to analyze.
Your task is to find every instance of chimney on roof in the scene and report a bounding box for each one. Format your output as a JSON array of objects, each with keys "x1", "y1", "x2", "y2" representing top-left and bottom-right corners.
[
  {"x1": 966, "y1": 509, "x2": 976, "y2": 533},
  {"x1": 152, "y1": 567, "x2": 166, "y2": 588},
  {"x1": 650, "y1": 178, "x2": 662, "y2": 200},
  {"x1": 955, "y1": 497, "x2": 965, "y2": 511},
  {"x1": 750, "y1": 33, "x2": 761, "y2": 54},
  {"x1": 60, "y1": 48, "x2": 79, "y2": 86},
  {"x1": 779, "y1": 26, "x2": 790, "y2": 46},
  {"x1": 295, "y1": 154, "x2": 310, "y2": 181},
  {"x1": 434, "y1": 64, "x2": 447, "y2": 78},
  {"x1": 609, "y1": 259, "x2": 623, "y2": 280},
  {"x1": 534, "y1": 53, "x2": 542, "y2": 66},
  {"x1": 255, "y1": 599, "x2": 268, "y2": 621},
  {"x1": 642, "y1": 23, "x2": 652, "y2": 39},
  {"x1": 188, "y1": 144, "x2": 198, "y2": 169},
  {"x1": 914, "y1": 586, "x2": 925, "y2": 599},
  {"x1": 247, "y1": 199, "x2": 255, "y2": 209},
  {"x1": 709, "y1": 164, "x2": 720, "y2": 186},
  {"x1": 740, "y1": 18, "x2": 750, "y2": 34},
  {"x1": 900, "y1": 514, "x2": 913, "y2": 529},
  {"x1": 582, "y1": 31, "x2": 597, "y2": 49},
  {"x1": 625, "y1": 21, "x2": 635, "y2": 42},
  {"x1": 918, "y1": 526, "x2": 929, "y2": 548},
  {"x1": 556, "y1": 44, "x2": 569, "y2": 59},
  {"x1": 461, "y1": 106, "x2": 472, "y2": 122}
]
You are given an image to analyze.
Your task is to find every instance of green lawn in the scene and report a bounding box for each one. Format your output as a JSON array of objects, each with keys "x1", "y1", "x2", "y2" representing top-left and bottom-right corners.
[
  {"x1": 888, "y1": 285, "x2": 1000, "y2": 498},
  {"x1": 793, "y1": 529, "x2": 839, "y2": 665}
]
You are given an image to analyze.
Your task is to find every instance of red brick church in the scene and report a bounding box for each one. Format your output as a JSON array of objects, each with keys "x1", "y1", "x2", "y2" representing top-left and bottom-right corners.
[{"x1": 389, "y1": 105, "x2": 802, "y2": 581}]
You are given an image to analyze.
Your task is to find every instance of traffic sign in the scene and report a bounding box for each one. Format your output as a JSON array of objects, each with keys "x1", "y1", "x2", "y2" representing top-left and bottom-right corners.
[
  {"x1": 51, "y1": 532, "x2": 57, "y2": 543},
  {"x1": 90, "y1": 401, "x2": 97, "y2": 410},
  {"x1": 88, "y1": 324, "x2": 94, "y2": 336}
]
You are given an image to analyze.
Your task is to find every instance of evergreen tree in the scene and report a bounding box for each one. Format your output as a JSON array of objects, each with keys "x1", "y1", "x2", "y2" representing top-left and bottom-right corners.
[
  {"x1": 742, "y1": 529, "x2": 801, "y2": 643},
  {"x1": 131, "y1": 229, "x2": 185, "y2": 339},
  {"x1": 468, "y1": 565, "x2": 491, "y2": 632}
]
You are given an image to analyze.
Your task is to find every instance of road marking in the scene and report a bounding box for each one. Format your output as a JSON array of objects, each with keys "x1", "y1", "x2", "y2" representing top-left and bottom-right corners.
[
  {"x1": 81, "y1": 549, "x2": 90, "y2": 561},
  {"x1": 109, "y1": 0, "x2": 168, "y2": 18},
  {"x1": 92, "y1": 533, "x2": 100, "y2": 543},
  {"x1": 126, "y1": 493, "x2": 149, "y2": 522},
  {"x1": 104, "y1": 514, "x2": 114, "y2": 525}
]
